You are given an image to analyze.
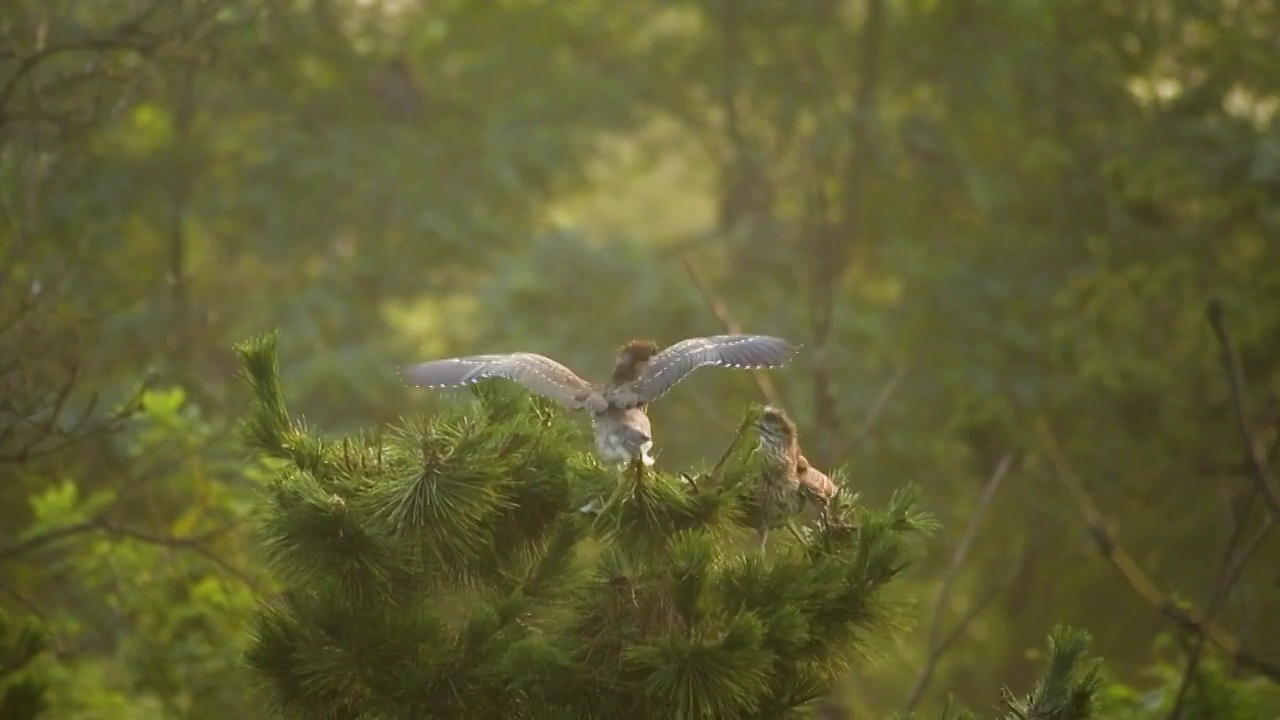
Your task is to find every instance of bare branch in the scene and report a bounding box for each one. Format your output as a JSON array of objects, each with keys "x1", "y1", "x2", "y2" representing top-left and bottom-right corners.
[
  {"x1": 902, "y1": 451, "x2": 1016, "y2": 713},
  {"x1": 848, "y1": 366, "x2": 908, "y2": 448},
  {"x1": 1206, "y1": 299, "x2": 1280, "y2": 519},
  {"x1": 0, "y1": 576, "x2": 64, "y2": 657},
  {"x1": 1035, "y1": 419, "x2": 1280, "y2": 684},
  {"x1": 805, "y1": 0, "x2": 884, "y2": 467},
  {"x1": 909, "y1": 544, "x2": 1037, "y2": 714},
  {"x1": 0, "y1": 0, "x2": 228, "y2": 138},
  {"x1": 0, "y1": 373, "x2": 150, "y2": 464},
  {"x1": 0, "y1": 520, "x2": 98, "y2": 562},
  {"x1": 678, "y1": 253, "x2": 783, "y2": 408},
  {"x1": 709, "y1": 411, "x2": 755, "y2": 481},
  {"x1": 1167, "y1": 303, "x2": 1280, "y2": 715},
  {"x1": 0, "y1": 516, "x2": 257, "y2": 592},
  {"x1": 1170, "y1": 435, "x2": 1276, "y2": 715},
  {"x1": 97, "y1": 520, "x2": 260, "y2": 591}
]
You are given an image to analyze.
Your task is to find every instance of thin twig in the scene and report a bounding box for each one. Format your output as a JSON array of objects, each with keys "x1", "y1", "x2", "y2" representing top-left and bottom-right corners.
[
  {"x1": 919, "y1": 544, "x2": 1037, "y2": 695},
  {"x1": 0, "y1": 517, "x2": 257, "y2": 591},
  {"x1": 849, "y1": 366, "x2": 908, "y2": 448},
  {"x1": 1223, "y1": 514, "x2": 1274, "y2": 592},
  {"x1": 1035, "y1": 419, "x2": 1280, "y2": 684},
  {"x1": 1170, "y1": 302, "x2": 1280, "y2": 717},
  {"x1": 1206, "y1": 299, "x2": 1280, "y2": 519},
  {"x1": 98, "y1": 520, "x2": 261, "y2": 591},
  {"x1": 0, "y1": 520, "x2": 98, "y2": 561},
  {"x1": 806, "y1": 0, "x2": 885, "y2": 467},
  {"x1": 902, "y1": 451, "x2": 1016, "y2": 713},
  {"x1": 678, "y1": 253, "x2": 783, "y2": 408},
  {"x1": 0, "y1": 577, "x2": 64, "y2": 656},
  {"x1": 709, "y1": 411, "x2": 756, "y2": 481},
  {"x1": 0, "y1": 0, "x2": 168, "y2": 112},
  {"x1": 1169, "y1": 480, "x2": 1264, "y2": 719}
]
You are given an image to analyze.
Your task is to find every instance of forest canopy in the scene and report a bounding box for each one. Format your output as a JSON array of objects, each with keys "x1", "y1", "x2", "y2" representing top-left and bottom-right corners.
[{"x1": 1, "y1": 0, "x2": 1278, "y2": 718}]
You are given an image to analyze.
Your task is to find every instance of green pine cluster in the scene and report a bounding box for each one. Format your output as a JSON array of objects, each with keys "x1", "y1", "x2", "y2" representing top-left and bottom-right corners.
[{"x1": 236, "y1": 333, "x2": 1103, "y2": 719}]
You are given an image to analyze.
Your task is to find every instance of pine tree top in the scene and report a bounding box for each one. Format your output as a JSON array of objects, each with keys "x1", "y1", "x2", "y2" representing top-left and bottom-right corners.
[{"x1": 234, "y1": 333, "x2": 1101, "y2": 720}]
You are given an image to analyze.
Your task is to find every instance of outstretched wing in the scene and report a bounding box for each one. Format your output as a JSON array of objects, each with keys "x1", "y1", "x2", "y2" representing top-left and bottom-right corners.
[
  {"x1": 399, "y1": 352, "x2": 606, "y2": 411},
  {"x1": 622, "y1": 334, "x2": 799, "y2": 404}
]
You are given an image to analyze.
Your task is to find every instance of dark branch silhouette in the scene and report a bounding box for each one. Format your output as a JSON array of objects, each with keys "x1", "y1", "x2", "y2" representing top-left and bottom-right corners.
[
  {"x1": 0, "y1": 517, "x2": 256, "y2": 591},
  {"x1": 903, "y1": 451, "x2": 1017, "y2": 713},
  {"x1": 1036, "y1": 419, "x2": 1280, "y2": 684},
  {"x1": 1205, "y1": 299, "x2": 1280, "y2": 519},
  {"x1": 679, "y1": 254, "x2": 783, "y2": 407},
  {"x1": 1168, "y1": 302, "x2": 1280, "y2": 717}
]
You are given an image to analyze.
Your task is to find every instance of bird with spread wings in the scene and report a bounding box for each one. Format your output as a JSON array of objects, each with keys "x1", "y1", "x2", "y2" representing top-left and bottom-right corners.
[{"x1": 399, "y1": 334, "x2": 799, "y2": 481}]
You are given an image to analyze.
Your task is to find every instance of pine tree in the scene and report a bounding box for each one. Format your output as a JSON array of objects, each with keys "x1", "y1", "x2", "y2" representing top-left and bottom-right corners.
[{"x1": 236, "y1": 333, "x2": 1103, "y2": 720}]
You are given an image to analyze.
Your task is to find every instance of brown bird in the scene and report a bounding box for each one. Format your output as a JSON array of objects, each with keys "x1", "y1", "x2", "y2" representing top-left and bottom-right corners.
[
  {"x1": 399, "y1": 334, "x2": 799, "y2": 482},
  {"x1": 751, "y1": 405, "x2": 839, "y2": 549}
]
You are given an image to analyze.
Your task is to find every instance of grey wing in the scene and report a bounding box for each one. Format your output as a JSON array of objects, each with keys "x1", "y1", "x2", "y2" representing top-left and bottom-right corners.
[
  {"x1": 399, "y1": 352, "x2": 606, "y2": 411},
  {"x1": 628, "y1": 334, "x2": 799, "y2": 403}
]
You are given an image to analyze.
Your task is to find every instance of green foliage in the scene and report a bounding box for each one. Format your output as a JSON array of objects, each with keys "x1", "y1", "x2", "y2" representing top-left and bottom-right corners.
[
  {"x1": 998, "y1": 627, "x2": 1102, "y2": 720},
  {"x1": 1098, "y1": 633, "x2": 1280, "y2": 720},
  {"x1": 4, "y1": 0, "x2": 1280, "y2": 717},
  {"x1": 0, "y1": 608, "x2": 51, "y2": 720},
  {"x1": 2, "y1": 384, "x2": 265, "y2": 720},
  {"x1": 929, "y1": 628, "x2": 1100, "y2": 720}
]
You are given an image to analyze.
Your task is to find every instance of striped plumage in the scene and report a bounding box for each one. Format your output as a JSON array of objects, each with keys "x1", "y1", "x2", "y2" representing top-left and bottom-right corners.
[
  {"x1": 752, "y1": 405, "x2": 839, "y2": 548},
  {"x1": 400, "y1": 334, "x2": 799, "y2": 476}
]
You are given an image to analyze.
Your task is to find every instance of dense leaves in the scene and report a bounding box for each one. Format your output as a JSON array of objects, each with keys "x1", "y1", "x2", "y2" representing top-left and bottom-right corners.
[{"x1": 2, "y1": 0, "x2": 1279, "y2": 717}]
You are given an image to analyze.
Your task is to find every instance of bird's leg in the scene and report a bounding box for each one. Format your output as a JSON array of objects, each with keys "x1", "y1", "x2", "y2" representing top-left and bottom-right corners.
[
  {"x1": 630, "y1": 458, "x2": 645, "y2": 484},
  {"x1": 757, "y1": 526, "x2": 769, "y2": 554}
]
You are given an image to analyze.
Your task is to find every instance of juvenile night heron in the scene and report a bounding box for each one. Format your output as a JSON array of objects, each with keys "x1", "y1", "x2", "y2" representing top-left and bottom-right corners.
[
  {"x1": 752, "y1": 405, "x2": 839, "y2": 548},
  {"x1": 399, "y1": 334, "x2": 799, "y2": 481}
]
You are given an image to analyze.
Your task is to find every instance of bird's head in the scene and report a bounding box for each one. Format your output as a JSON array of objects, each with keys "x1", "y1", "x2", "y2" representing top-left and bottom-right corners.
[
  {"x1": 755, "y1": 405, "x2": 798, "y2": 446},
  {"x1": 611, "y1": 339, "x2": 659, "y2": 382}
]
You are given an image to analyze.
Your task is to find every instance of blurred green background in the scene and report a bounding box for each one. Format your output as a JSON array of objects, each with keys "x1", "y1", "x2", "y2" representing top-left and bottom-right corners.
[{"x1": 2, "y1": 0, "x2": 1278, "y2": 717}]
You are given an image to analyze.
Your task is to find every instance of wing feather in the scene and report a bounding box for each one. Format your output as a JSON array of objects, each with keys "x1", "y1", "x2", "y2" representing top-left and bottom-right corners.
[
  {"x1": 399, "y1": 352, "x2": 605, "y2": 411},
  {"x1": 625, "y1": 334, "x2": 798, "y2": 404}
]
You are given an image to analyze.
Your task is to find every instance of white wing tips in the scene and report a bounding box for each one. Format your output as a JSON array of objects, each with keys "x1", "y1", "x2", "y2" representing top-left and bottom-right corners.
[
  {"x1": 713, "y1": 334, "x2": 801, "y2": 370},
  {"x1": 397, "y1": 357, "x2": 487, "y2": 389}
]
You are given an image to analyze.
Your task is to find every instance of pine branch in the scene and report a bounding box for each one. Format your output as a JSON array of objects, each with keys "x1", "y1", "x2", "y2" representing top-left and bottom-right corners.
[
  {"x1": 233, "y1": 332, "x2": 290, "y2": 453},
  {"x1": 233, "y1": 331, "x2": 326, "y2": 471},
  {"x1": 998, "y1": 626, "x2": 1101, "y2": 720},
  {"x1": 709, "y1": 404, "x2": 762, "y2": 481}
]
